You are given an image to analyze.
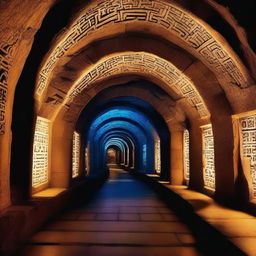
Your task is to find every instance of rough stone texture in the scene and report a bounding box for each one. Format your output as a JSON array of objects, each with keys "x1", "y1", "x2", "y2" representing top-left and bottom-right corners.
[
  {"x1": 0, "y1": 0, "x2": 255, "y2": 255},
  {"x1": 0, "y1": 0, "x2": 58, "y2": 210}
]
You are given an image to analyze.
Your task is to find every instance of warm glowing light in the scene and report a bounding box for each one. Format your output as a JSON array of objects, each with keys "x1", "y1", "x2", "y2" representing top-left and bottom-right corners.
[
  {"x1": 32, "y1": 117, "x2": 49, "y2": 188},
  {"x1": 201, "y1": 125, "x2": 215, "y2": 190},
  {"x1": 32, "y1": 188, "x2": 66, "y2": 198},
  {"x1": 183, "y1": 129, "x2": 190, "y2": 183},
  {"x1": 155, "y1": 140, "x2": 161, "y2": 174},
  {"x1": 36, "y1": 0, "x2": 249, "y2": 98},
  {"x1": 72, "y1": 131, "x2": 80, "y2": 178},
  {"x1": 239, "y1": 115, "x2": 256, "y2": 199},
  {"x1": 66, "y1": 53, "x2": 209, "y2": 118}
]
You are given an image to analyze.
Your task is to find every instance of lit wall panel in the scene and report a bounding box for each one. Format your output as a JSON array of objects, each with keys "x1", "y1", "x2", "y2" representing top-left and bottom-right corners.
[
  {"x1": 239, "y1": 115, "x2": 256, "y2": 199},
  {"x1": 72, "y1": 131, "x2": 80, "y2": 178},
  {"x1": 155, "y1": 140, "x2": 161, "y2": 174},
  {"x1": 32, "y1": 117, "x2": 49, "y2": 188},
  {"x1": 202, "y1": 125, "x2": 215, "y2": 190},
  {"x1": 183, "y1": 129, "x2": 190, "y2": 183}
]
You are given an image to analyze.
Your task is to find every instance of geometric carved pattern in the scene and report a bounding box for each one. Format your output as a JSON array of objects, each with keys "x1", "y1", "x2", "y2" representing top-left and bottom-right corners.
[
  {"x1": 183, "y1": 129, "x2": 190, "y2": 182},
  {"x1": 32, "y1": 117, "x2": 49, "y2": 188},
  {"x1": 72, "y1": 131, "x2": 80, "y2": 178},
  {"x1": 239, "y1": 115, "x2": 256, "y2": 198},
  {"x1": 36, "y1": 0, "x2": 248, "y2": 96},
  {"x1": 154, "y1": 139, "x2": 161, "y2": 174},
  {"x1": 0, "y1": 36, "x2": 18, "y2": 135},
  {"x1": 202, "y1": 125, "x2": 215, "y2": 190},
  {"x1": 66, "y1": 53, "x2": 209, "y2": 118}
]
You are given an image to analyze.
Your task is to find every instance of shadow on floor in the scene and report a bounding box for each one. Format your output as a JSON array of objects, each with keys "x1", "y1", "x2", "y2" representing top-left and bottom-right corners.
[{"x1": 131, "y1": 170, "x2": 247, "y2": 256}]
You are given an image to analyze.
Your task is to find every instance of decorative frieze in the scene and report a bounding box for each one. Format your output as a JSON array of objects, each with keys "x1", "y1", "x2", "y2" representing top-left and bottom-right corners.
[
  {"x1": 37, "y1": 0, "x2": 248, "y2": 97},
  {"x1": 66, "y1": 53, "x2": 209, "y2": 118}
]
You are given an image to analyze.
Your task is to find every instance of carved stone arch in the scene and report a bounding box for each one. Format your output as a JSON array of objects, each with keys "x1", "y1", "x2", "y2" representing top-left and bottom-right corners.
[
  {"x1": 35, "y1": 0, "x2": 251, "y2": 100},
  {"x1": 40, "y1": 52, "x2": 210, "y2": 122}
]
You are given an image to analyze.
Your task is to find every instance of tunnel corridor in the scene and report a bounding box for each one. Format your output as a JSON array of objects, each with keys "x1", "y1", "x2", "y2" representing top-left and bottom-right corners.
[
  {"x1": 19, "y1": 167, "x2": 201, "y2": 256},
  {"x1": 1, "y1": 0, "x2": 256, "y2": 255}
]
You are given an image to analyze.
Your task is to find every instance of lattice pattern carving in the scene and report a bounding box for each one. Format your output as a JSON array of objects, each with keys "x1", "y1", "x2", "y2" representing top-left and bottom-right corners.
[
  {"x1": 202, "y1": 125, "x2": 215, "y2": 190},
  {"x1": 32, "y1": 117, "x2": 49, "y2": 187},
  {"x1": 0, "y1": 36, "x2": 18, "y2": 135},
  {"x1": 240, "y1": 115, "x2": 256, "y2": 198},
  {"x1": 36, "y1": 0, "x2": 248, "y2": 96},
  {"x1": 183, "y1": 129, "x2": 190, "y2": 182},
  {"x1": 66, "y1": 53, "x2": 209, "y2": 118},
  {"x1": 155, "y1": 139, "x2": 161, "y2": 174},
  {"x1": 72, "y1": 131, "x2": 80, "y2": 178}
]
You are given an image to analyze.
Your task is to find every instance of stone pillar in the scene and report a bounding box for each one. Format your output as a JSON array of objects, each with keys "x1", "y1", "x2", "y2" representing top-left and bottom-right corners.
[
  {"x1": 0, "y1": 130, "x2": 12, "y2": 209},
  {"x1": 50, "y1": 119, "x2": 73, "y2": 188},
  {"x1": 212, "y1": 114, "x2": 235, "y2": 203},
  {"x1": 169, "y1": 126, "x2": 184, "y2": 185},
  {"x1": 189, "y1": 121, "x2": 204, "y2": 191}
]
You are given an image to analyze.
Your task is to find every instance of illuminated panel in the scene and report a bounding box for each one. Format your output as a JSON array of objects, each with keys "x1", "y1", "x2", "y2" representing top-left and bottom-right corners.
[
  {"x1": 85, "y1": 145, "x2": 90, "y2": 175},
  {"x1": 202, "y1": 125, "x2": 215, "y2": 190},
  {"x1": 85, "y1": 147, "x2": 88, "y2": 174},
  {"x1": 32, "y1": 117, "x2": 49, "y2": 188},
  {"x1": 183, "y1": 129, "x2": 190, "y2": 182},
  {"x1": 155, "y1": 140, "x2": 161, "y2": 174},
  {"x1": 72, "y1": 131, "x2": 80, "y2": 178},
  {"x1": 143, "y1": 144, "x2": 147, "y2": 168},
  {"x1": 239, "y1": 115, "x2": 256, "y2": 199}
]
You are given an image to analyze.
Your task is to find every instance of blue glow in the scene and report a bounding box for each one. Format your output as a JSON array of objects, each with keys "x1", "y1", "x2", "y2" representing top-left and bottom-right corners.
[
  {"x1": 85, "y1": 105, "x2": 159, "y2": 175},
  {"x1": 90, "y1": 108, "x2": 155, "y2": 133},
  {"x1": 143, "y1": 144, "x2": 147, "y2": 167}
]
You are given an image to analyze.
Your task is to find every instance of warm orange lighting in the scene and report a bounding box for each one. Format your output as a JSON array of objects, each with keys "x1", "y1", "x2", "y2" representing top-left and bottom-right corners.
[
  {"x1": 201, "y1": 125, "x2": 215, "y2": 191},
  {"x1": 155, "y1": 139, "x2": 161, "y2": 174},
  {"x1": 32, "y1": 188, "x2": 66, "y2": 198},
  {"x1": 66, "y1": 53, "x2": 210, "y2": 118},
  {"x1": 72, "y1": 131, "x2": 80, "y2": 178},
  {"x1": 36, "y1": 0, "x2": 249, "y2": 98},
  {"x1": 239, "y1": 114, "x2": 256, "y2": 199},
  {"x1": 32, "y1": 117, "x2": 50, "y2": 188},
  {"x1": 183, "y1": 129, "x2": 190, "y2": 183}
]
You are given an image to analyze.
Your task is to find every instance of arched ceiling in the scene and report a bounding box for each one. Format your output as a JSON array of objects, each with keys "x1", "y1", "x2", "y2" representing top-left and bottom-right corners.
[
  {"x1": 76, "y1": 95, "x2": 172, "y2": 146},
  {"x1": 38, "y1": 51, "x2": 210, "y2": 122},
  {"x1": 32, "y1": 0, "x2": 256, "y2": 128},
  {"x1": 35, "y1": 0, "x2": 251, "y2": 100}
]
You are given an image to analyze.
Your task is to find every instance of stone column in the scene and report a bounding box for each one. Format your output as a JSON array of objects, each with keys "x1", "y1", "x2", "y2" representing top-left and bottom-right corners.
[{"x1": 169, "y1": 125, "x2": 184, "y2": 185}]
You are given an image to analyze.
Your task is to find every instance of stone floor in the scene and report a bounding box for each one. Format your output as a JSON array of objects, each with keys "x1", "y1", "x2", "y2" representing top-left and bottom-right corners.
[
  {"x1": 17, "y1": 168, "x2": 201, "y2": 256},
  {"x1": 169, "y1": 185, "x2": 256, "y2": 256}
]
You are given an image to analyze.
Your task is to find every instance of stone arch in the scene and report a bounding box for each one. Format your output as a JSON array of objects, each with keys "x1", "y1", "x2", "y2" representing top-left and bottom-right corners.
[
  {"x1": 39, "y1": 52, "x2": 210, "y2": 121},
  {"x1": 35, "y1": 0, "x2": 251, "y2": 99}
]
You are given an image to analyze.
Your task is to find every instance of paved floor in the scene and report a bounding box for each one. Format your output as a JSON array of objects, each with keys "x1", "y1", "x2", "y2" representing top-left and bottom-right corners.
[
  {"x1": 169, "y1": 185, "x2": 256, "y2": 256},
  {"x1": 18, "y1": 168, "x2": 201, "y2": 256}
]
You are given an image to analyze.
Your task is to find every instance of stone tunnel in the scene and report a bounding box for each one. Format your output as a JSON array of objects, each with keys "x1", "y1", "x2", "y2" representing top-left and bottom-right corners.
[{"x1": 0, "y1": 0, "x2": 256, "y2": 255}]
